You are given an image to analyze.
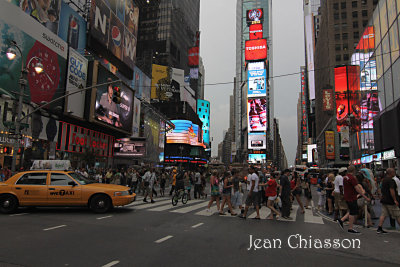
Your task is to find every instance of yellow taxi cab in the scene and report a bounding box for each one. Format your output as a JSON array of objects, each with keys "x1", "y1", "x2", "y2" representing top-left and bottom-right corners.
[{"x1": 0, "y1": 169, "x2": 136, "y2": 213}]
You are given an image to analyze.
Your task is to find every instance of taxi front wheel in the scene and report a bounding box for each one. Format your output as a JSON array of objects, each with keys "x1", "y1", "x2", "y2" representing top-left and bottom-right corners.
[
  {"x1": 0, "y1": 195, "x2": 18, "y2": 214},
  {"x1": 89, "y1": 194, "x2": 111, "y2": 213}
]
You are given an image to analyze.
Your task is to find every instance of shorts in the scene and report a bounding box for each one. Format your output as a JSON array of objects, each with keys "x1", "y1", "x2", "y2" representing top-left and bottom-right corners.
[
  {"x1": 382, "y1": 204, "x2": 400, "y2": 219},
  {"x1": 231, "y1": 191, "x2": 242, "y2": 207},
  {"x1": 222, "y1": 192, "x2": 231, "y2": 197},
  {"x1": 333, "y1": 192, "x2": 348, "y2": 210},
  {"x1": 245, "y1": 191, "x2": 260, "y2": 206},
  {"x1": 145, "y1": 186, "x2": 151, "y2": 195},
  {"x1": 268, "y1": 195, "x2": 277, "y2": 201},
  {"x1": 292, "y1": 189, "x2": 302, "y2": 196},
  {"x1": 346, "y1": 200, "x2": 359, "y2": 216}
]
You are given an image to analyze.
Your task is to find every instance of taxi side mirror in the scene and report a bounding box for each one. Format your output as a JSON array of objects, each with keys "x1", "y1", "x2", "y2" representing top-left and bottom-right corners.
[{"x1": 68, "y1": 181, "x2": 77, "y2": 186}]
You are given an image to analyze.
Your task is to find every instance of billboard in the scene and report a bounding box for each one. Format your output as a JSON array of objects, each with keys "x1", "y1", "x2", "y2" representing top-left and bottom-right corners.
[
  {"x1": 131, "y1": 65, "x2": 151, "y2": 102},
  {"x1": 131, "y1": 97, "x2": 141, "y2": 137},
  {"x1": 247, "y1": 69, "x2": 266, "y2": 97},
  {"x1": 247, "y1": 62, "x2": 265, "y2": 71},
  {"x1": 300, "y1": 67, "x2": 308, "y2": 141},
  {"x1": 305, "y1": 14, "x2": 315, "y2": 100},
  {"x1": 58, "y1": 1, "x2": 87, "y2": 54},
  {"x1": 248, "y1": 132, "x2": 266, "y2": 149},
  {"x1": 248, "y1": 153, "x2": 266, "y2": 164},
  {"x1": 89, "y1": 0, "x2": 138, "y2": 69},
  {"x1": 0, "y1": 2, "x2": 67, "y2": 109},
  {"x1": 360, "y1": 92, "x2": 381, "y2": 129},
  {"x1": 307, "y1": 144, "x2": 317, "y2": 163},
  {"x1": 355, "y1": 26, "x2": 375, "y2": 51},
  {"x1": 94, "y1": 63, "x2": 134, "y2": 132},
  {"x1": 166, "y1": 120, "x2": 204, "y2": 147},
  {"x1": 181, "y1": 86, "x2": 196, "y2": 112},
  {"x1": 340, "y1": 126, "x2": 350, "y2": 148},
  {"x1": 248, "y1": 98, "x2": 267, "y2": 132},
  {"x1": 188, "y1": 47, "x2": 199, "y2": 66},
  {"x1": 351, "y1": 52, "x2": 377, "y2": 91},
  {"x1": 151, "y1": 64, "x2": 184, "y2": 102},
  {"x1": 325, "y1": 131, "x2": 335, "y2": 160},
  {"x1": 197, "y1": 100, "x2": 210, "y2": 146},
  {"x1": 245, "y1": 39, "x2": 267, "y2": 61},
  {"x1": 322, "y1": 88, "x2": 334, "y2": 111},
  {"x1": 246, "y1": 8, "x2": 264, "y2": 25},
  {"x1": 65, "y1": 47, "x2": 88, "y2": 119},
  {"x1": 249, "y1": 24, "x2": 263, "y2": 40},
  {"x1": 114, "y1": 139, "x2": 146, "y2": 157}
]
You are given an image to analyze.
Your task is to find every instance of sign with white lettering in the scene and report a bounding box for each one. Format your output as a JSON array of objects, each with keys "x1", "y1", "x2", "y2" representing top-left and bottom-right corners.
[{"x1": 245, "y1": 39, "x2": 267, "y2": 61}]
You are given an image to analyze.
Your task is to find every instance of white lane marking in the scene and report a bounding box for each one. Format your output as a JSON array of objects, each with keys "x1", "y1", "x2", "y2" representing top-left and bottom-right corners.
[
  {"x1": 97, "y1": 215, "x2": 113, "y2": 220},
  {"x1": 9, "y1": 213, "x2": 29, "y2": 217},
  {"x1": 171, "y1": 201, "x2": 209, "y2": 214},
  {"x1": 191, "y1": 223, "x2": 204, "y2": 228},
  {"x1": 304, "y1": 208, "x2": 324, "y2": 224},
  {"x1": 149, "y1": 199, "x2": 203, "y2": 211},
  {"x1": 43, "y1": 225, "x2": 67, "y2": 231},
  {"x1": 248, "y1": 207, "x2": 269, "y2": 219},
  {"x1": 155, "y1": 235, "x2": 173, "y2": 243},
  {"x1": 102, "y1": 260, "x2": 120, "y2": 267},
  {"x1": 311, "y1": 200, "x2": 315, "y2": 208},
  {"x1": 134, "y1": 199, "x2": 172, "y2": 210},
  {"x1": 195, "y1": 206, "x2": 218, "y2": 216},
  {"x1": 126, "y1": 197, "x2": 169, "y2": 207}
]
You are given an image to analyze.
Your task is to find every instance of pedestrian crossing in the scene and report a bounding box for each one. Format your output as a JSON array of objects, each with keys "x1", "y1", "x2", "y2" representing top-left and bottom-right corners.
[{"x1": 127, "y1": 195, "x2": 326, "y2": 224}]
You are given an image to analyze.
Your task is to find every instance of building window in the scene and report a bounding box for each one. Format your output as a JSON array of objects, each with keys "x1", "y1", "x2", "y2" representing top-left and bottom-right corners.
[
  {"x1": 334, "y1": 24, "x2": 340, "y2": 31},
  {"x1": 333, "y1": 3, "x2": 339, "y2": 10},
  {"x1": 344, "y1": 54, "x2": 349, "y2": 61},
  {"x1": 362, "y1": 20, "x2": 368, "y2": 27},
  {"x1": 352, "y1": 1, "x2": 357, "y2": 7},
  {"x1": 341, "y1": 2, "x2": 346, "y2": 9},
  {"x1": 335, "y1": 34, "x2": 340, "y2": 40},
  {"x1": 343, "y1": 43, "x2": 348, "y2": 51},
  {"x1": 335, "y1": 44, "x2": 341, "y2": 51},
  {"x1": 353, "y1": 21, "x2": 358, "y2": 28},
  {"x1": 353, "y1": 31, "x2": 360, "y2": 39},
  {"x1": 352, "y1": 11, "x2": 358, "y2": 18},
  {"x1": 334, "y1": 13, "x2": 339, "y2": 20},
  {"x1": 199, "y1": 108, "x2": 201, "y2": 112},
  {"x1": 342, "y1": 33, "x2": 348, "y2": 40},
  {"x1": 336, "y1": 55, "x2": 342, "y2": 62},
  {"x1": 341, "y1": 12, "x2": 347, "y2": 19},
  {"x1": 361, "y1": 0, "x2": 367, "y2": 5},
  {"x1": 362, "y1": 10, "x2": 368, "y2": 17}
]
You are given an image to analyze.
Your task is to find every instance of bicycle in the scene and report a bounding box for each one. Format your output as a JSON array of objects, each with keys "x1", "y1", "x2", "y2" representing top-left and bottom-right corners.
[{"x1": 172, "y1": 188, "x2": 189, "y2": 206}]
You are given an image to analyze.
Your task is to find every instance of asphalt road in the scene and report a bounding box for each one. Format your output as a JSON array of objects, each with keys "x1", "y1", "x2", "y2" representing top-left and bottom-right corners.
[{"x1": 0, "y1": 194, "x2": 399, "y2": 267}]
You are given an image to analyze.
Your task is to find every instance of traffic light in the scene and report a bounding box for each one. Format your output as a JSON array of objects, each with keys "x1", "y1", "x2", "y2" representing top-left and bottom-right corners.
[{"x1": 112, "y1": 86, "x2": 121, "y2": 104}]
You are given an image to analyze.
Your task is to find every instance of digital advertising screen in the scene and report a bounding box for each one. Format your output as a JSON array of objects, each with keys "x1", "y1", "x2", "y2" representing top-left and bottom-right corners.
[
  {"x1": 94, "y1": 64, "x2": 134, "y2": 132},
  {"x1": 197, "y1": 100, "x2": 210, "y2": 146},
  {"x1": 151, "y1": 64, "x2": 184, "y2": 102},
  {"x1": 114, "y1": 139, "x2": 146, "y2": 157},
  {"x1": 361, "y1": 92, "x2": 381, "y2": 129},
  {"x1": 248, "y1": 69, "x2": 267, "y2": 97},
  {"x1": 360, "y1": 130, "x2": 374, "y2": 150},
  {"x1": 248, "y1": 132, "x2": 266, "y2": 150},
  {"x1": 246, "y1": 8, "x2": 264, "y2": 25},
  {"x1": 351, "y1": 52, "x2": 377, "y2": 91},
  {"x1": 247, "y1": 62, "x2": 265, "y2": 71},
  {"x1": 245, "y1": 39, "x2": 267, "y2": 61},
  {"x1": 166, "y1": 120, "x2": 205, "y2": 147},
  {"x1": 248, "y1": 153, "x2": 266, "y2": 164},
  {"x1": 249, "y1": 24, "x2": 263, "y2": 40},
  {"x1": 307, "y1": 144, "x2": 317, "y2": 163},
  {"x1": 248, "y1": 98, "x2": 267, "y2": 132},
  {"x1": 355, "y1": 26, "x2": 375, "y2": 51}
]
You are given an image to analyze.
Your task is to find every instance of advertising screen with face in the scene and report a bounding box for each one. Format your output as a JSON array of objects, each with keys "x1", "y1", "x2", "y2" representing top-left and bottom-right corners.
[
  {"x1": 246, "y1": 8, "x2": 264, "y2": 24},
  {"x1": 245, "y1": 39, "x2": 267, "y2": 61},
  {"x1": 114, "y1": 139, "x2": 146, "y2": 157},
  {"x1": 248, "y1": 132, "x2": 266, "y2": 149},
  {"x1": 361, "y1": 92, "x2": 381, "y2": 129},
  {"x1": 94, "y1": 64, "x2": 133, "y2": 132},
  {"x1": 151, "y1": 64, "x2": 184, "y2": 102},
  {"x1": 248, "y1": 98, "x2": 267, "y2": 132},
  {"x1": 166, "y1": 120, "x2": 204, "y2": 147},
  {"x1": 248, "y1": 69, "x2": 267, "y2": 97}
]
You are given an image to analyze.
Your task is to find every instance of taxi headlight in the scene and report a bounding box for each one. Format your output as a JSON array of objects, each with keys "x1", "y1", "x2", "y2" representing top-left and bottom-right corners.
[{"x1": 114, "y1": 191, "x2": 129, "y2": 196}]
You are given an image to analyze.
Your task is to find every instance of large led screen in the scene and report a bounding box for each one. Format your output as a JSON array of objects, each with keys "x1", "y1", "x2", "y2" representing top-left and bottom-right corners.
[
  {"x1": 307, "y1": 144, "x2": 317, "y2": 163},
  {"x1": 248, "y1": 132, "x2": 266, "y2": 150},
  {"x1": 166, "y1": 120, "x2": 204, "y2": 147},
  {"x1": 94, "y1": 64, "x2": 134, "y2": 132},
  {"x1": 151, "y1": 64, "x2": 184, "y2": 102},
  {"x1": 248, "y1": 153, "x2": 266, "y2": 164},
  {"x1": 114, "y1": 139, "x2": 146, "y2": 157},
  {"x1": 248, "y1": 69, "x2": 267, "y2": 97},
  {"x1": 360, "y1": 92, "x2": 381, "y2": 129},
  {"x1": 197, "y1": 100, "x2": 210, "y2": 146},
  {"x1": 351, "y1": 52, "x2": 377, "y2": 91},
  {"x1": 245, "y1": 39, "x2": 267, "y2": 61},
  {"x1": 248, "y1": 99, "x2": 267, "y2": 132},
  {"x1": 246, "y1": 9, "x2": 264, "y2": 24},
  {"x1": 249, "y1": 24, "x2": 263, "y2": 40}
]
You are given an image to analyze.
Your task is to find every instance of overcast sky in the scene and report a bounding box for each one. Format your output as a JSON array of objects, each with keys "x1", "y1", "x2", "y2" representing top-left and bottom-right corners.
[{"x1": 200, "y1": 0, "x2": 305, "y2": 165}]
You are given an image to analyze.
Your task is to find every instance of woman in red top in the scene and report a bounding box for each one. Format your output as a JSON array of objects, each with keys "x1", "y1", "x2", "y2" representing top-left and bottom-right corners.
[{"x1": 260, "y1": 172, "x2": 281, "y2": 220}]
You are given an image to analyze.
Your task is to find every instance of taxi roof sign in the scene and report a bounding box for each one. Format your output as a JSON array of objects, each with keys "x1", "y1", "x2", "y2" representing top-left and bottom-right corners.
[{"x1": 31, "y1": 160, "x2": 72, "y2": 171}]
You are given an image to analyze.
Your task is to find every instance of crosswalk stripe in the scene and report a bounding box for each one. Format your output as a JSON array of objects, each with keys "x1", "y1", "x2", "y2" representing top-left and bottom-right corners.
[
  {"x1": 304, "y1": 208, "x2": 324, "y2": 224},
  {"x1": 248, "y1": 208, "x2": 269, "y2": 219},
  {"x1": 195, "y1": 205, "x2": 217, "y2": 216},
  {"x1": 171, "y1": 201, "x2": 210, "y2": 214},
  {"x1": 149, "y1": 199, "x2": 203, "y2": 211},
  {"x1": 126, "y1": 197, "x2": 169, "y2": 207},
  {"x1": 133, "y1": 199, "x2": 172, "y2": 210},
  {"x1": 278, "y1": 205, "x2": 298, "y2": 222}
]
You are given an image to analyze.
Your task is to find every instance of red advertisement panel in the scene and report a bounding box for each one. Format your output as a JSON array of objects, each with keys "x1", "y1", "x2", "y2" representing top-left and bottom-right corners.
[
  {"x1": 249, "y1": 24, "x2": 263, "y2": 40},
  {"x1": 245, "y1": 39, "x2": 267, "y2": 61},
  {"x1": 356, "y1": 26, "x2": 375, "y2": 51},
  {"x1": 334, "y1": 66, "x2": 348, "y2": 93},
  {"x1": 188, "y1": 47, "x2": 199, "y2": 66}
]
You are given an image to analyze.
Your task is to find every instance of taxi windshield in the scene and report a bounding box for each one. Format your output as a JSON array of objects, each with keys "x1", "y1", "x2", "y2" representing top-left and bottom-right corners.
[{"x1": 69, "y1": 172, "x2": 95, "y2": 185}]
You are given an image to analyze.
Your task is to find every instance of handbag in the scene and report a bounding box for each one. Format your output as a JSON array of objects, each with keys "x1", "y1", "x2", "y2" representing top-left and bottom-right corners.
[{"x1": 211, "y1": 185, "x2": 219, "y2": 196}]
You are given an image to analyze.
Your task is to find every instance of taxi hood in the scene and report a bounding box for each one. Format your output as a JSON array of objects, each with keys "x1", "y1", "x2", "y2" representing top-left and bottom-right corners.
[{"x1": 83, "y1": 183, "x2": 130, "y2": 191}]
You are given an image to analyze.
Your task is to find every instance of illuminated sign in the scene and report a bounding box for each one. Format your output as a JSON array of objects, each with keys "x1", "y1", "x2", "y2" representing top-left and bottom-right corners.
[
  {"x1": 351, "y1": 52, "x2": 377, "y2": 91},
  {"x1": 114, "y1": 138, "x2": 146, "y2": 157},
  {"x1": 248, "y1": 132, "x2": 266, "y2": 150},
  {"x1": 360, "y1": 92, "x2": 381, "y2": 129},
  {"x1": 188, "y1": 47, "x2": 199, "y2": 66},
  {"x1": 248, "y1": 153, "x2": 266, "y2": 163},
  {"x1": 249, "y1": 24, "x2": 263, "y2": 40},
  {"x1": 325, "y1": 131, "x2": 335, "y2": 160},
  {"x1": 248, "y1": 69, "x2": 267, "y2": 97},
  {"x1": 166, "y1": 120, "x2": 205, "y2": 147},
  {"x1": 246, "y1": 9, "x2": 264, "y2": 25},
  {"x1": 245, "y1": 39, "x2": 267, "y2": 61},
  {"x1": 355, "y1": 26, "x2": 375, "y2": 51},
  {"x1": 300, "y1": 67, "x2": 308, "y2": 141},
  {"x1": 247, "y1": 62, "x2": 265, "y2": 71},
  {"x1": 307, "y1": 144, "x2": 317, "y2": 163},
  {"x1": 151, "y1": 64, "x2": 184, "y2": 102},
  {"x1": 248, "y1": 98, "x2": 267, "y2": 132},
  {"x1": 323, "y1": 88, "x2": 334, "y2": 111},
  {"x1": 197, "y1": 100, "x2": 210, "y2": 146}
]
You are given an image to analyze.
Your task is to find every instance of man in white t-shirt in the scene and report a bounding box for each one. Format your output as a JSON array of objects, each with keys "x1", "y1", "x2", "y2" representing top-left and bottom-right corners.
[
  {"x1": 194, "y1": 170, "x2": 202, "y2": 199},
  {"x1": 239, "y1": 166, "x2": 260, "y2": 220},
  {"x1": 333, "y1": 167, "x2": 348, "y2": 221},
  {"x1": 393, "y1": 174, "x2": 400, "y2": 198},
  {"x1": 143, "y1": 168, "x2": 156, "y2": 203}
]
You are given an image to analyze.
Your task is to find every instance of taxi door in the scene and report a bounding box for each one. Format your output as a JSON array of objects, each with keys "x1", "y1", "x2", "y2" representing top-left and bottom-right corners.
[
  {"x1": 13, "y1": 172, "x2": 49, "y2": 205},
  {"x1": 47, "y1": 173, "x2": 82, "y2": 205}
]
